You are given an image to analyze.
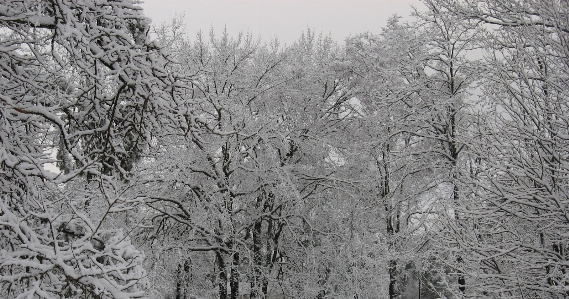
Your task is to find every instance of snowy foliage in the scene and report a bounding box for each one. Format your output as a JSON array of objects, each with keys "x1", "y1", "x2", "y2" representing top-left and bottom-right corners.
[
  {"x1": 429, "y1": 0, "x2": 569, "y2": 298},
  {"x1": 0, "y1": 0, "x2": 176, "y2": 298},
  {"x1": 3, "y1": 0, "x2": 569, "y2": 299}
]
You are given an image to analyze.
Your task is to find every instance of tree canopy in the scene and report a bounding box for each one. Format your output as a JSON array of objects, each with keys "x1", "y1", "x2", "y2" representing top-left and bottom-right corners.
[{"x1": 2, "y1": 0, "x2": 569, "y2": 299}]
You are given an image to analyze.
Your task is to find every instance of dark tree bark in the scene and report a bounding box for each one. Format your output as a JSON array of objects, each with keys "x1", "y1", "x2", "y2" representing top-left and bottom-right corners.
[
  {"x1": 230, "y1": 252, "x2": 239, "y2": 299},
  {"x1": 216, "y1": 252, "x2": 228, "y2": 299}
]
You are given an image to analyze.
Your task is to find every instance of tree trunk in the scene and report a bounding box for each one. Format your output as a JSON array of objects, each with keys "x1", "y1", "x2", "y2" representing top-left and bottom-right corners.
[
  {"x1": 176, "y1": 263, "x2": 183, "y2": 299},
  {"x1": 217, "y1": 252, "x2": 228, "y2": 299},
  {"x1": 378, "y1": 141, "x2": 400, "y2": 299},
  {"x1": 230, "y1": 252, "x2": 239, "y2": 299},
  {"x1": 252, "y1": 207, "x2": 263, "y2": 299},
  {"x1": 388, "y1": 259, "x2": 398, "y2": 299}
]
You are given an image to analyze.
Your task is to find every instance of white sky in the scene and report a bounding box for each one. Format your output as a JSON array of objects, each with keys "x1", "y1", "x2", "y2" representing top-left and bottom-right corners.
[{"x1": 139, "y1": 0, "x2": 425, "y2": 45}]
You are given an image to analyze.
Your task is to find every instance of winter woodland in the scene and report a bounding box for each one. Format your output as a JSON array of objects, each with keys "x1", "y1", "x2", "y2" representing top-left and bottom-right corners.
[{"x1": 1, "y1": 0, "x2": 569, "y2": 298}]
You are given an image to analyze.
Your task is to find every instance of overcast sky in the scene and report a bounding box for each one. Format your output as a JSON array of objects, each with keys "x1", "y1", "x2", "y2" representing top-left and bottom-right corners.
[{"x1": 139, "y1": 0, "x2": 425, "y2": 45}]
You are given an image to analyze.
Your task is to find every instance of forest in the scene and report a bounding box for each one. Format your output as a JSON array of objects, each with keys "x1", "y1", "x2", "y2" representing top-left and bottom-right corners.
[{"x1": 1, "y1": 0, "x2": 568, "y2": 298}]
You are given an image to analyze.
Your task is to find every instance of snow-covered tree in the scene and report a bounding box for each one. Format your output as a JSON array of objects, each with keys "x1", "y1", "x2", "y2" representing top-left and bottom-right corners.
[
  {"x1": 132, "y1": 25, "x2": 364, "y2": 298},
  {"x1": 412, "y1": 2, "x2": 483, "y2": 296},
  {"x1": 429, "y1": 0, "x2": 569, "y2": 297},
  {"x1": 345, "y1": 16, "x2": 449, "y2": 299},
  {"x1": 0, "y1": 1, "x2": 177, "y2": 298}
]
